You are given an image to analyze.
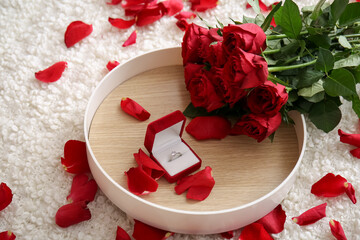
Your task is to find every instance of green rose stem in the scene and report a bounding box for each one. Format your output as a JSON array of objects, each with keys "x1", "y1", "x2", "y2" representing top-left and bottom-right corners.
[{"x1": 268, "y1": 59, "x2": 317, "y2": 72}]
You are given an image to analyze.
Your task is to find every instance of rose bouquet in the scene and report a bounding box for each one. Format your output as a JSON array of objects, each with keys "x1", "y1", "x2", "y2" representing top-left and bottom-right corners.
[{"x1": 181, "y1": 0, "x2": 360, "y2": 142}]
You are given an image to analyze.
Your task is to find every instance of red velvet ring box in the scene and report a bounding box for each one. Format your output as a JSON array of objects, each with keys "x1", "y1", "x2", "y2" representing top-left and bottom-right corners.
[{"x1": 144, "y1": 110, "x2": 202, "y2": 183}]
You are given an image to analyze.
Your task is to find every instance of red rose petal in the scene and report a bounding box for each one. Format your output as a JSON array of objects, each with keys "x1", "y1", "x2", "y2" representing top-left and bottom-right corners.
[
  {"x1": 135, "y1": 4, "x2": 166, "y2": 27},
  {"x1": 61, "y1": 140, "x2": 90, "y2": 174},
  {"x1": 350, "y1": 147, "x2": 360, "y2": 158},
  {"x1": 122, "y1": 30, "x2": 137, "y2": 47},
  {"x1": 338, "y1": 129, "x2": 360, "y2": 147},
  {"x1": 66, "y1": 174, "x2": 98, "y2": 203},
  {"x1": 106, "y1": 60, "x2": 120, "y2": 71},
  {"x1": 344, "y1": 182, "x2": 357, "y2": 204},
  {"x1": 120, "y1": 97, "x2": 150, "y2": 120},
  {"x1": 176, "y1": 19, "x2": 189, "y2": 31},
  {"x1": 189, "y1": 0, "x2": 217, "y2": 12},
  {"x1": 220, "y1": 231, "x2": 234, "y2": 239},
  {"x1": 132, "y1": 219, "x2": 173, "y2": 240},
  {"x1": 175, "y1": 166, "x2": 215, "y2": 201},
  {"x1": 35, "y1": 61, "x2": 67, "y2": 83},
  {"x1": 330, "y1": 219, "x2": 347, "y2": 240},
  {"x1": 0, "y1": 231, "x2": 16, "y2": 240},
  {"x1": 125, "y1": 167, "x2": 158, "y2": 195},
  {"x1": 107, "y1": 0, "x2": 122, "y2": 5},
  {"x1": 311, "y1": 173, "x2": 347, "y2": 197},
  {"x1": 108, "y1": 17, "x2": 136, "y2": 29},
  {"x1": 160, "y1": 0, "x2": 183, "y2": 16},
  {"x1": 239, "y1": 223, "x2": 273, "y2": 240},
  {"x1": 256, "y1": 204, "x2": 286, "y2": 234},
  {"x1": 134, "y1": 149, "x2": 164, "y2": 180},
  {"x1": 0, "y1": 183, "x2": 13, "y2": 212},
  {"x1": 55, "y1": 201, "x2": 91, "y2": 228},
  {"x1": 174, "y1": 11, "x2": 196, "y2": 20},
  {"x1": 116, "y1": 226, "x2": 131, "y2": 240},
  {"x1": 292, "y1": 203, "x2": 327, "y2": 226},
  {"x1": 185, "y1": 116, "x2": 231, "y2": 140},
  {"x1": 64, "y1": 21, "x2": 93, "y2": 48}
]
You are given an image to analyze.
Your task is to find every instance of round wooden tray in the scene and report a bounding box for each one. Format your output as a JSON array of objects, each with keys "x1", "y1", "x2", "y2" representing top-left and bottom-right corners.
[{"x1": 84, "y1": 47, "x2": 307, "y2": 234}]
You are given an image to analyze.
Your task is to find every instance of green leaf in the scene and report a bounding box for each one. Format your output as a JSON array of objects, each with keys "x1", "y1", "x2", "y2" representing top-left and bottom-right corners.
[
  {"x1": 323, "y1": 68, "x2": 357, "y2": 97},
  {"x1": 247, "y1": 0, "x2": 261, "y2": 15},
  {"x1": 310, "y1": 0, "x2": 326, "y2": 20},
  {"x1": 307, "y1": 34, "x2": 331, "y2": 49},
  {"x1": 338, "y1": 36, "x2": 352, "y2": 49},
  {"x1": 309, "y1": 100, "x2": 342, "y2": 133},
  {"x1": 274, "y1": 0, "x2": 302, "y2": 39},
  {"x1": 297, "y1": 68, "x2": 324, "y2": 88},
  {"x1": 330, "y1": 0, "x2": 349, "y2": 24},
  {"x1": 315, "y1": 47, "x2": 334, "y2": 73},
  {"x1": 261, "y1": 2, "x2": 282, "y2": 31},
  {"x1": 183, "y1": 103, "x2": 210, "y2": 118},
  {"x1": 334, "y1": 54, "x2": 360, "y2": 69},
  {"x1": 351, "y1": 94, "x2": 360, "y2": 118},
  {"x1": 243, "y1": 16, "x2": 256, "y2": 24},
  {"x1": 298, "y1": 80, "x2": 324, "y2": 97},
  {"x1": 304, "y1": 91, "x2": 325, "y2": 103},
  {"x1": 339, "y1": 2, "x2": 360, "y2": 26}
]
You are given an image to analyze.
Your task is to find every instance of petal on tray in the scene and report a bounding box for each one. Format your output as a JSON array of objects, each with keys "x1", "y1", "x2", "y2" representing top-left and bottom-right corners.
[
  {"x1": 311, "y1": 173, "x2": 347, "y2": 197},
  {"x1": 116, "y1": 226, "x2": 131, "y2": 240},
  {"x1": 0, "y1": 231, "x2": 16, "y2": 240},
  {"x1": 185, "y1": 116, "x2": 231, "y2": 140},
  {"x1": 106, "y1": 60, "x2": 120, "y2": 71},
  {"x1": 67, "y1": 174, "x2": 98, "y2": 203},
  {"x1": 55, "y1": 201, "x2": 91, "y2": 228},
  {"x1": 292, "y1": 203, "x2": 327, "y2": 226},
  {"x1": 64, "y1": 21, "x2": 93, "y2": 48},
  {"x1": 338, "y1": 129, "x2": 360, "y2": 148},
  {"x1": 125, "y1": 167, "x2": 158, "y2": 195},
  {"x1": 0, "y1": 183, "x2": 13, "y2": 212},
  {"x1": 134, "y1": 149, "x2": 164, "y2": 180},
  {"x1": 35, "y1": 61, "x2": 67, "y2": 83},
  {"x1": 123, "y1": 30, "x2": 137, "y2": 47},
  {"x1": 120, "y1": 97, "x2": 150, "y2": 120},
  {"x1": 239, "y1": 223, "x2": 273, "y2": 240},
  {"x1": 330, "y1": 219, "x2": 347, "y2": 240},
  {"x1": 174, "y1": 166, "x2": 215, "y2": 201},
  {"x1": 132, "y1": 219, "x2": 173, "y2": 240},
  {"x1": 256, "y1": 204, "x2": 286, "y2": 234},
  {"x1": 108, "y1": 17, "x2": 136, "y2": 29},
  {"x1": 344, "y1": 182, "x2": 357, "y2": 204},
  {"x1": 61, "y1": 140, "x2": 90, "y2": 174}
]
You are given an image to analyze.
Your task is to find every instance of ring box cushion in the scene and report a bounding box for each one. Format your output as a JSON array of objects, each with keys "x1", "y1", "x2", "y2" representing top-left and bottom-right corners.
[{"x1": 144, "y1": 110, "x2": 202, "y2": 183}]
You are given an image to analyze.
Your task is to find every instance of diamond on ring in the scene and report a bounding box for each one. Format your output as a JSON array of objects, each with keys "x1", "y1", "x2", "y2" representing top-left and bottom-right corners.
[{"x1": 169, "y1": 151, "x2": 182, "y2": 162}]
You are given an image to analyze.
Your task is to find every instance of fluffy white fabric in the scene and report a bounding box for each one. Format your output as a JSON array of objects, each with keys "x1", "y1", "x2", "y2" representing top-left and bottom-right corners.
[{"x1": 1, "y1": 0, "x2": 359, "y2": 239}]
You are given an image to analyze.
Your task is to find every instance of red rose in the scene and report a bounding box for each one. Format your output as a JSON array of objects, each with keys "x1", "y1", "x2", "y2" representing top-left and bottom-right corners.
[
  {"x1": 222, "y1": 23, "x2": 267, "y2": 55},
  {"x1": 247, "y1": 81, "x2": 288, "y2": 117},
  {"x1": 182, "y1": 23, "x2": 222, "y2": 65},
  {"x1": 185, "y1": 65, "x2": 224, "y2": 112},
  {"x1": 230, "y1": 112, "x2": 282, "y2": 142},
  {"x1": 205, "y1": 41, "x2": 227, "y2": 67}
]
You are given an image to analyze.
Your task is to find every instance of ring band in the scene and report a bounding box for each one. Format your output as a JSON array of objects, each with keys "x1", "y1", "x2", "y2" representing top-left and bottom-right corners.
[{"x1": 169, "y1": 151, "x2": 182, "y2": 162}]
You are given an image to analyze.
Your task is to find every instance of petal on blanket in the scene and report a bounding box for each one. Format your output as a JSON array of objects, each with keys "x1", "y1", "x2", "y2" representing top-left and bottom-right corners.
[
  {"x1": 134, "y1": 148, "x2": 164, "y2": 180},
  {"x1": 176, "y1": 19, "x2": 189, "y2": 31},
  {"x1": 132, "y1": 220, "x2": 173, "y2": 240},
  {"x1": 330, "y1": 219, "x2": 347, "y2": 240},
  {"x1": 350, "y1": 148, "x2": 360, "y2": 158},
  {"x1": 311, "y1": 173, "x2": 347, "y2": 197},
  {"x1": 108, "y1": 17, "x2": 136, "y2": 29},
  {"x1": 344, "y1": 182, "x2": 357, "y2": 204},
  {"x1": 0, "y1": 183, "x2": 13, "y2": 212},
  {"x1": 116, "y1": 226, "x2": 131, "y2": 240},
  {"x1": 135, "y1": 4, "x2": 166, "y2": 27},
  {"x1": 174, "y1": 166, "x2": 215, "y2": 201},
  {"x1": 220, "y1": 230, "x2": 234, "y2": 239},
  {"x1": 106, "y1": 60, "x2": 120, "y2": 71},
  {"x1": 107, "y1": 0, "x2": 122, "y2": 5},
  {"x1": 239, "y1": 223, "x2": 273, "y2": 240},
  {"x1": 55, "y1": 201, "x2": 91, "y2": 228},
  {"x1": 185, "y1": 116, "x2": 231, "y2": 140},
  {"x1": 120, "y1": 97, "x2": 150, "y2": 120},
  {"x1": 64, "y1": 21, "x2": 93, "y2": 48},
  {"x1": 61, "y1": 140, "x2": 90, "y2": 174},
  {"x1": 292, "y1": 203, "x2": 327, "y2": 226},
  {"x1": 125, "y1": 167, "x2": 158, "y2": 195},
  {"x1": 174, "y1": 11, "x2": 196, "y2": 20},
  {"x1": 160, "y1": 0, "x2": 183, "y2": 16},
  {"x1": 189, "y1": 0, "x2": 218, "y2": 12},
  {"x1": 0, "y1": 231, "x2": 16, "y2": 240},
  {"x1": 338, "y1": 129, "x2": 360, "y2": 148},
  {"x1": 122, "y1": 30, "x2": 137, "y2": 47},
  {"x1": 67, "y1": 174, "x2": 98, "y2": 203},
  {"x1": 35, "y1": 61, "x2": 67, "y2": 83},
  {"x1": 255, "y1": 204, "x2": 286, "y2": 234}
]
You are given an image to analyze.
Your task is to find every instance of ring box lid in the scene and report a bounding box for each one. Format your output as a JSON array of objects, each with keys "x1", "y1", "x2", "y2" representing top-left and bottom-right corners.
[{"x1": 144, "y1": 110, "x2": 201, "y2": 183}]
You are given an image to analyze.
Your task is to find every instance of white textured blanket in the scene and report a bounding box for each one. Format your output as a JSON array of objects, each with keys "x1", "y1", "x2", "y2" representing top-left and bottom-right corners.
[{"x1": 1, "y1": 0, "x2": 359, "y2": 239}]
